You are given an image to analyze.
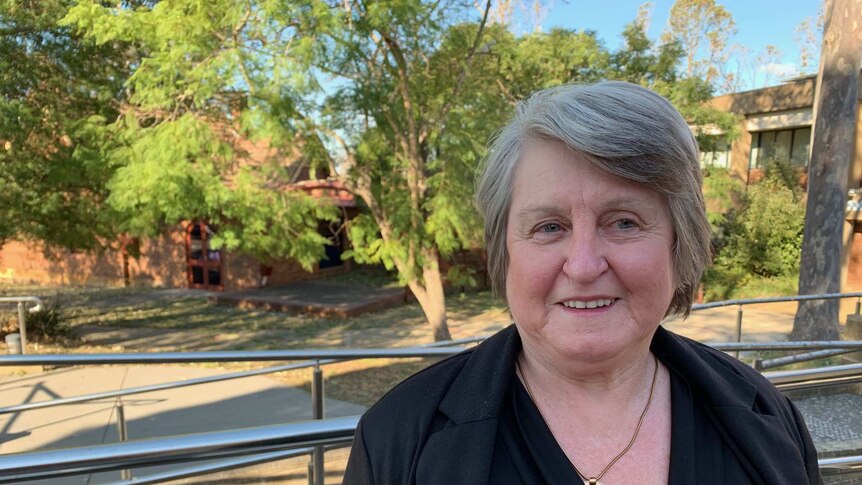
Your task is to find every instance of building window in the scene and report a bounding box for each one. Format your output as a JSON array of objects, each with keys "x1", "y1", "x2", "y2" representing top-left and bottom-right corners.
[
  {"x1": 749, "y1": 127, "x2": 811, "y2": 169},
  {"x1": 699, "y1": 136, "x2": 730, "y2": 169}
]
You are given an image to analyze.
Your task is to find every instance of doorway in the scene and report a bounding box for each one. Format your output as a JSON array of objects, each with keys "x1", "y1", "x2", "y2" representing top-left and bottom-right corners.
[{"x1": 186, "y1": 222, "x2": 223, "y2": 290}]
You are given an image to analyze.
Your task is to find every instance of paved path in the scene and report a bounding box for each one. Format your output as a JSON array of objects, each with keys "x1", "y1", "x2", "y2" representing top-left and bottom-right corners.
[{"x1": 0, "y1": 365, "x2": 365, "y2": 484}]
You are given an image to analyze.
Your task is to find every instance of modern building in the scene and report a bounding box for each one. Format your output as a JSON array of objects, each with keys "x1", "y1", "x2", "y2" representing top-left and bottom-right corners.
[{"x1": 702, "y1": 75, "x2": 862, "y2": 290}]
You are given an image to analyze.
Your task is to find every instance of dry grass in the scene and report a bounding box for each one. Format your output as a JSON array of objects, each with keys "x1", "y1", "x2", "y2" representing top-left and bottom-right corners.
[{"x1": 0, "y1": 281, "x2": 506, "y2": 406}]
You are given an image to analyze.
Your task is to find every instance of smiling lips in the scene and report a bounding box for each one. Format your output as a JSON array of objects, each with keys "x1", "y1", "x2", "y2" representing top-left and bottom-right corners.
[{"x1": 561, "y1": 298, "x2": 616, "y2": 309}]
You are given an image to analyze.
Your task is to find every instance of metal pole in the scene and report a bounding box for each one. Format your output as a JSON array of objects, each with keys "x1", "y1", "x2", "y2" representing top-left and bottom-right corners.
[
  {"x1": 16, "y1": 302, "x2": 26, "y2": 355},
  {"x1": 856, "y1": 297, "x2": 860, "y2": 315},
  {"x1": 116, "y1": 403, "x2": 131, "y2": 480},
  {"x1": 311, "y1": 363, "x2": 325, "y2": 485},
  {"x1": 734, "y1": 305, "x2": 743, "y2": 359}
]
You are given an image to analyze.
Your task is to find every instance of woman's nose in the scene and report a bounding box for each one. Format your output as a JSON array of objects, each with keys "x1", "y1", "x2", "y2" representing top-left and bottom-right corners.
[{"x1": 562, "y1": 232, "x2": 609, "y2": 282}]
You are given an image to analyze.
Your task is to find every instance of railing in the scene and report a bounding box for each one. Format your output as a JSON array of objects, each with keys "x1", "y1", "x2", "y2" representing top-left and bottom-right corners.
[
  {"x1": 690, "y1": 291, "x2": 862, "y2": 361},
  {"x1": 4, "y1": 353, "x2": 862, "y2": 483},
  {"x1": 0, "y1": 296, "x2": 43, "y2": 354},
  {"x1": 0, "y1": 416, "x2": 359, "y2": 483},
  {"x1": 0, "y1": 338, "x2": 484, "y2": 485},
  {"x1": 3, "y1": 292, "x2": 862, "y2": 482},
  {"x1": 3, "y1": 342, "x2": 862, "y2": 483}
]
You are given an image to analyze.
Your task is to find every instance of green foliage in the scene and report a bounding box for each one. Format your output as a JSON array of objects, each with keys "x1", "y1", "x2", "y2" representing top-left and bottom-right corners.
[
  {"x1": 763, "y1": 156, "x2": 805, "y2": 199},
  {"x1": 701, "y1": 166, "x2": 744, "y2": 249},
  {"x1": 0, "y1": 0, "x2": 136, "y2": 250},
  {"x1": 707, "y1": 176, "x2": 805, "y2": 298},
  {"x1": 609, "y1": 12, "x2": 741, "y2": 144},
  {"x1": 62, "y1": 0, "x2": 339, "y2": 268},
  {"x1": 25, "y1": 0, "x2": 749, "y2": 337}
]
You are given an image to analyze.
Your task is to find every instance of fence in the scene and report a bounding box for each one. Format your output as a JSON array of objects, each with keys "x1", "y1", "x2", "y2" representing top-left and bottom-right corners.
[{"x1": 3, "y1": 292, "x2": 862, "y2": 483}]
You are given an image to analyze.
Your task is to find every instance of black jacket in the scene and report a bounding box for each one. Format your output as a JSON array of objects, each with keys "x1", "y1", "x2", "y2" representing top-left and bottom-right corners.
[{"x1": 343, "y1": 325, "x2": 822, "y2": 484}]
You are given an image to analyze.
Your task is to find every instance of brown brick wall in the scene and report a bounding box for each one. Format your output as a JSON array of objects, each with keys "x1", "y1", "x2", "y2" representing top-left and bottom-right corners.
[
  {"x1": 1, "y1": 227, "x2": 358, "y2": 291},
  {"x1": 222, "y1": 251, "x2": 259, "y2": 290},
  {"x1": 0, "y1": 241, "x2": 125, "y2": 286},
  {"x1": 127, "y1": 226, "x2": 187, "y2": 288}
]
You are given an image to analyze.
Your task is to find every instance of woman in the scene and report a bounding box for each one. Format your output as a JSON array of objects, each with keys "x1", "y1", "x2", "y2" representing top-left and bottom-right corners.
[{"x1": 343, "y1": 81, "x2": 821, "y2": 484}]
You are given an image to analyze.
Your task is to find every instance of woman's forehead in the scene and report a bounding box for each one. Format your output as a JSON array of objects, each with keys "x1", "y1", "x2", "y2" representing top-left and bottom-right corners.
[{"x1": 512, "y1": 141, "x2": 665, "y2": 210}]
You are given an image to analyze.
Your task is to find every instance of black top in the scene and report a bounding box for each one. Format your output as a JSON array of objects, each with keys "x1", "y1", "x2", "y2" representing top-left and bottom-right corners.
[
  {"x1": 488, "y1": 361, "x2": 752, "y2": 484},
  {"x1": 344, "y1": 326, "x2": 822, "y2": 485}
]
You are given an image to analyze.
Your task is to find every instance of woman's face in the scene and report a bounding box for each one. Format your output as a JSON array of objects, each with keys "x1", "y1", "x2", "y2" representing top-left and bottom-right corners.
[{"x1": 505, "y1": 140, "x2": 676, "y2": 367}]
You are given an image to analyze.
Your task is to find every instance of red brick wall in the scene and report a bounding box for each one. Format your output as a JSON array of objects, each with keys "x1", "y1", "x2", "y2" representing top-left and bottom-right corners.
[
  {"x1": 0, "y1": 241, "x2": 125, "y2": 286},
  {"x1": 222, "y1": 251, "x2": 259, "y2": 290},
  {"x1": 848, "y1": 229, "x2": 862, "y2": 290},
  {"x1": 127, "y1": 226, "x2": 187, "y2": 288},
  {"x1": 0, "y1": 227, "x2": 357, "y2": 291}
]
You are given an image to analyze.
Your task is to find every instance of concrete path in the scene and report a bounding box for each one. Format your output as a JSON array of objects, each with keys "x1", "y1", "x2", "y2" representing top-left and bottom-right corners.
[{"x1": 0, "y1": 365, "x2": 365, "y2": 484}]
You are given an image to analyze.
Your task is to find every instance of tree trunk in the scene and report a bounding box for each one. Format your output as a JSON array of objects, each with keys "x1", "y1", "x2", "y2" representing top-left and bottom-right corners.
[
  {"x1": 406, "y1": 254, "x2": 452, "y2": 342},
  {"x1": 792, "y1": 0, "x2": 862, "y2": 340}
]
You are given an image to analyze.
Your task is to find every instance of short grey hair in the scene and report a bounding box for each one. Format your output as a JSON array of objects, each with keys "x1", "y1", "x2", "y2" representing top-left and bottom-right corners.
[{"x1": 475, "y1": 81, "x2": 711, "y2": 318}]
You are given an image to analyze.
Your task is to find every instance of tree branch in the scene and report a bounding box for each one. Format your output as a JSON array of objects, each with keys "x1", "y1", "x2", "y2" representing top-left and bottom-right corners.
[{"x1": 421, "y1": 0, "x2": 492, "y2": 144}]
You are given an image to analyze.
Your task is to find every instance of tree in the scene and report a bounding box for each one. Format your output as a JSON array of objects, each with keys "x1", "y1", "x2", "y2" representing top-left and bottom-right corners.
[
  {"x1": 610, "y1": 9, "x2": 739, "y2": 146},
  {"x1": 794, "y1": 1, "x2": 826, "y2": 75},
  {"x1": 64, "y1": 0, "x2": 507, "y2": 341},
  {"x1": 792, "y1": 0, "x2": 862, "y2": 341},
  {"x1": 662, "y1": 0, "x2": 736, "y2": 87},
  {"x1": 61, "y1": 0, "x2": 736, "y2": 342},
  {"x1": 62, "y1": 0, "x2": 342, "y2": 271},
  {"x1": 0, "y1": 0, "x2": 140, "y2": 251}
]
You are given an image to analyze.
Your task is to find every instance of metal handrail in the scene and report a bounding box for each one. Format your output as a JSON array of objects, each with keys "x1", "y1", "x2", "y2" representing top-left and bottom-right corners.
[
  {"x1": 0, "y1": 336, "x2": 486, "y2": 415},
  {"x1": 0, "y1": 347, "x2": 466, "y2": 366},
  {"x1": 0, "y1": 360, "x2": 321, "y2": 415},
  {"x1": 0, "y1": 339, "x2": 860, "y2": 417},
  {"x1": 0, "y1": 416, "x2": 359, "y2": 483},
  {"x1": 0, "y1": 413, "x2": 858, "y2": 482},
  {"x1": 4, "y1": 341, "x2": 862, "y2": 368},
  {"x1": 102, "y1": 447, "x2": 320, "y2": 485},
  {"x1": 689, "y1": 292, "x2": 862, "y2": 356},
  {"x1": 690, "y1": 292, "x2": 862, "y2": 310},
  {"x1": 820, "y1": 454, "x2": 862, "y2": 474}
]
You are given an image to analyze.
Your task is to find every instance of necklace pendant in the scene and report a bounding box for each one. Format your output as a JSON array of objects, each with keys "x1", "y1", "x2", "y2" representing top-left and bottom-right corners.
[{"x1": 584, "y1": 479, "x2": 603, "y2": 485}]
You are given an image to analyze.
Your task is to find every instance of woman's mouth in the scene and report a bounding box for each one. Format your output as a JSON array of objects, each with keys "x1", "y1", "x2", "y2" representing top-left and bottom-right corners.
[{"x1": 560, "y1": 298, "x2": 617, "y2": 309}]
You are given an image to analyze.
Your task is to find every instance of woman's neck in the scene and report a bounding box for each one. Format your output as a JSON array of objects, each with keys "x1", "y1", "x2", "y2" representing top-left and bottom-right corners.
[{"x1": 518, "y1": 341, "x2": 657, "y2": 402}]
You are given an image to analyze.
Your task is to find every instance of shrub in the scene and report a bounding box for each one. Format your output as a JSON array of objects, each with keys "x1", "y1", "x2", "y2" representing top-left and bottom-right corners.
[
  {"x1": 723, "y1": 178, "x2": 805, "y2": 277},
  {"x1": 702, "y1": 166, "x2": 745, "y2": 254},
  {"x1": 703, "y1": 170, "x2": 805, "y2": 301},
  {"x1": 22, "y1": 301, "x2": 70, "y2": 342}
]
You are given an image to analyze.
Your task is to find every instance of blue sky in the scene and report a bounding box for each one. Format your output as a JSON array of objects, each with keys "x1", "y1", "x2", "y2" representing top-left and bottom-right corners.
[{"x1": 541, "y1": 0, "x2": 822, "y2": 91}]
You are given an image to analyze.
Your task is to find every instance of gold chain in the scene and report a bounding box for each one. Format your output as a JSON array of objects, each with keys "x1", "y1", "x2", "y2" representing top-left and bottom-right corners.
[{"x1": 515, "y1": 354, "x2": 659, "y2": 485}]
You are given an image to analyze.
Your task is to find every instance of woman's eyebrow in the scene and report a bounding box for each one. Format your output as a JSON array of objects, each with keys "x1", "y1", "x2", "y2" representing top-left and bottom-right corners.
[
  {"x1": 597, "y1": 196, "x2": 658, "y2": 212},
  {"x1": 513, "y1": 205, "x2": 568, "y2": 219}
]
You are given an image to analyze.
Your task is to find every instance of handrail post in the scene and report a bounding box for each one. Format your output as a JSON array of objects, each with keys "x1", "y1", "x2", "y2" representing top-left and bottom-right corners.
[
  {"x1": 735, "y1": 305, "x2": 743, "y2": 359},
  {"x1": 17, "y1": 302, "x2": 27, "y2": 355},
  {"x1": 116, "y1": 402, "x2": 132, "y2": 480},
  {"x1": 856, "y1": 297, "x2": 860, "y2": 315},
  {"x1": 311, "y1": 361, "x2": 325, "y2": 485}
]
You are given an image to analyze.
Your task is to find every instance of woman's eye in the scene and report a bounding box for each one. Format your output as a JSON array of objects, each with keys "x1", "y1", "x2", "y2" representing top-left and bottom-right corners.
[
  {"x1": 539, "y1": 223, "x2": 561, "y2": 233},
  {"x1": 615, "y1": 218, "x2": 639, "y2": 230}
]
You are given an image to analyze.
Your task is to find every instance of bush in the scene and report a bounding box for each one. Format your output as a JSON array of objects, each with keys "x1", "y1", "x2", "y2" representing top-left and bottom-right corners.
[
  {"x1": 702, "y1": 166, "x2": 745, "y2": 254},
  {"x1": 720, "y1": 178, "x2": 804, "y2": 277},
  {"x1": 703, "y1": 169, "x2": 805, "y2": 301},
  {"x1": 21, "y1": 301, "x2": 70, "y2": 342}
]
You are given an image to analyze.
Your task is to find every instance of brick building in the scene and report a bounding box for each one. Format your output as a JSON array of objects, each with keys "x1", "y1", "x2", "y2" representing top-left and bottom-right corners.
[{"x1": 0, "y1": 180, "x2": 357, "y2": 291}]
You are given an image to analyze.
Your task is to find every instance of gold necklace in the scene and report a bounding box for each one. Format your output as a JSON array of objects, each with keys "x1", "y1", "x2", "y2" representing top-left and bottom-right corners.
[{"x1": 515, "y1": 354, "x2": 659, "y2": 485}]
